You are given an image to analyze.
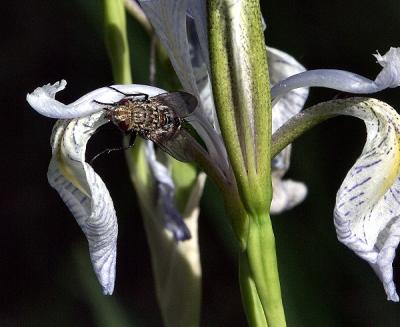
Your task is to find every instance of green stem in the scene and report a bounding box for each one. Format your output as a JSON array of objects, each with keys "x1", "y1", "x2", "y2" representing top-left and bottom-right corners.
[
  {"x1": 222, "y1": 191, "x2": 285, "y2": 326},
  {"x1": 239, "y1": 251, "x2": 269, "y2": 327},
  {"x1": 103, "y1": 0, "x2": 132, "y2": 84},
  {"x1": 246, "y1": 215, "x2": 286, "y2": 327},
  {"x1": 208, "y1": 1, "x2": 284, "y2": 325},
  {"x1": 208, "y1": 0, "x2": 272, "y2": 213}
]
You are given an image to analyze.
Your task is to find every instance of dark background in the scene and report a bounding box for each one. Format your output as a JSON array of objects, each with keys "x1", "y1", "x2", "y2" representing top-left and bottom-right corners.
[{"x1": 2, "y1": 0, "x2": 400, "y2": 326}]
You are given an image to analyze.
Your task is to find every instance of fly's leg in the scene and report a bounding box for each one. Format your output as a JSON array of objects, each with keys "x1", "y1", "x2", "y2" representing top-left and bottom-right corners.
[
  {"x1": 93, "y1": 87, "x2": 149, "y2": 107},
  {"x1": 107, "y1": 86, "x2": 149, "y2": 101},
  {"x1": 89, "y1": 133, "x2": 137, "y2": 164}
]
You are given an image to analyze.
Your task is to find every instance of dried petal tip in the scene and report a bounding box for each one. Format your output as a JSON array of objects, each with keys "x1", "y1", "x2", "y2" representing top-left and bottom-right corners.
[{"x1": 374, "y1": 47, "x2": 400, "y2": 88}]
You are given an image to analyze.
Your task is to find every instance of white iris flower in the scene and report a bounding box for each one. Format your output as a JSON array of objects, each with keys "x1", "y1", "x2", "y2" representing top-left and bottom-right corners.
[{"x1": 27, "y1": 0, "x2": 400, "y2": 303}]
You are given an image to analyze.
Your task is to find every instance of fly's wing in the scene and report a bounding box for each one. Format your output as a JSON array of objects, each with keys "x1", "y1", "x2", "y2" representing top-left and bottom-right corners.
[
  {"x1": 152, "y1": 92, "x2": 198, "y2": 117},
  {"x1": 154, "y1": 133, "x2": 193, "y2": 162},
  {"x1": 150, "y1": 125, "x2": 200, "y2": 163}
]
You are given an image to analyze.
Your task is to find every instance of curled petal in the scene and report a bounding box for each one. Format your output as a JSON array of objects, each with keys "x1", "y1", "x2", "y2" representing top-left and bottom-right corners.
[
  {"x1": 48, "y1": 112, "x2": 117, "y2": 294},
  {"x1": 144, "y1": 141, "x2": 191, "y2": 241},
  {"x1": 333, "y1": 98, "x2": 400, "y2": 301},
  {"x1": 27, "y1": 80, "x2": 167, "y2": 119},
  {"x1": 271, "y1": 47, "x2": 400, "y2": 100},
  {"x1": 268, "y1": 47, "x2": 309, "y2": 213}
]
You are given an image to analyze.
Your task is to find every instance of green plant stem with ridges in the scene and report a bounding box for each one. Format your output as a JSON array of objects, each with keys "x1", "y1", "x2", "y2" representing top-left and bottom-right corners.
[
  {"x1": 209, "y1": 1, "x2": 285, "y2": 326},
  {"x1": 208, "y1": 0, "x2": 272, "y2": 214},
  {"x1": 239, "y1": 251, "x2": 269, "y2": 327},
  {"x1": 246, "y1": 215, "x2": 286, "y2": 327},
  {"x1": 208, "y1": 0, "x2": 248, "y2": 191}
]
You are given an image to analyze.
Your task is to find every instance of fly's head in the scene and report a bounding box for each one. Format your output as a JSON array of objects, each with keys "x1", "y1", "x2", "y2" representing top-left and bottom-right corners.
[{"x1": 105, "y1": 104, "x2": 133, "y2": 133}]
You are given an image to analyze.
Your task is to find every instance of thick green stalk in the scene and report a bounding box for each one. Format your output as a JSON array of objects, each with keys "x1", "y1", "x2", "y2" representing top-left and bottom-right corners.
[
  {"x1": 208, "y1": 1, "x2": 286, "y2": 325},
  {"x1": 246, "y1": 215, "x2": 286, "y2": 327},
  {"x1": 223, "y1": 191, "x2": 286, "y2": 326},
  {"x1": 208, "y1": 0, "x2": 272, "y2": 214},
  {"x1": 239, "y1": 251, "x2": 269, "y2": 327}
]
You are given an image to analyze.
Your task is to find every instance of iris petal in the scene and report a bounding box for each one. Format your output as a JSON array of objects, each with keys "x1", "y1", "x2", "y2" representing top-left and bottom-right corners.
[
  {"x1": 28, "y1": 80, "x2": 203, "y2": 293},
  {"x1": 268, "y1": 47, "x2": 309, "y2": 213},
  {"x1": 271, "y1": 47, "x2": 400, "y2": 101},
  {"x1": 327, "y1": 98, "x2": 400, "y2": 301},
  {"x1": 27, "y1": 80, "x2": 167, "y2": 119},
  {"x1": 48, "y1": 112, "x2": 117, "y2": 294},
  {"x1": 139, "y1": 0, "x2": 196, "y2": 95}
]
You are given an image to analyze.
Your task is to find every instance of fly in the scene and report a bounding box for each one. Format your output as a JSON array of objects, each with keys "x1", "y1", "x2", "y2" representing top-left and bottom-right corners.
[{"x1": 92, "y1": 86, "x2": 198, "y2": 162}]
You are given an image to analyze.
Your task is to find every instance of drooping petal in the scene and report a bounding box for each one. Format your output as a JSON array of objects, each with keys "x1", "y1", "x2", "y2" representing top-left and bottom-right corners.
[
  {"x1": 27, "y1": 80, "x2": 168, "y2": 119},
  {"x1": 331, "y1": 98, "x2": 400, "y2": 301},
  {"x1": 48, "y1": 112, "x2": 117, "y2": 294},
  {"x1": 144, "y1": 141, "x2": 191, "y2": 241},
  {"x1": 268, "y1": 47, "x2": 309, "y2": 213},
  {"x1": 271, "y1": 47, "x2": 400, "y2": 101}
]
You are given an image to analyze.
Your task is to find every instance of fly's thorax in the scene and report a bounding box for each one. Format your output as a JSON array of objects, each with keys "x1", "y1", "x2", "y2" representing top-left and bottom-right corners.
[{"x1": 106, "y1": 99, "x2": 182, "y2": 140}]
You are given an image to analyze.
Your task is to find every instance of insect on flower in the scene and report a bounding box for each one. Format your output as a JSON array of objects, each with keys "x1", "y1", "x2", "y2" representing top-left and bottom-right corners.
[{"x1": 93, "y1": 86, "x2": 198, "y2": 161}]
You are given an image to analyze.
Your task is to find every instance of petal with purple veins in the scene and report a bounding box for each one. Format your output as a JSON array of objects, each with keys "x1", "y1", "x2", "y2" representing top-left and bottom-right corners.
[{"x1": 326, "y1": 98, "x2": 400, "y2": 301}]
